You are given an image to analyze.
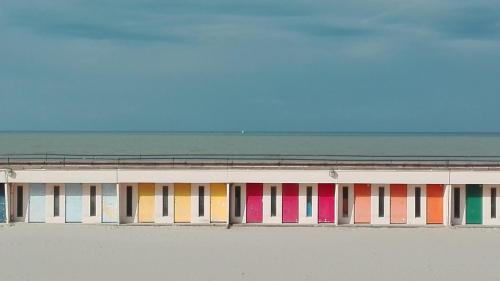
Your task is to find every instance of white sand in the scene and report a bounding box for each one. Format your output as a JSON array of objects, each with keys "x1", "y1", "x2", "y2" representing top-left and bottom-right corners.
[{"x1": 0, "y1": 224, "x2": 499, "y2": 281}]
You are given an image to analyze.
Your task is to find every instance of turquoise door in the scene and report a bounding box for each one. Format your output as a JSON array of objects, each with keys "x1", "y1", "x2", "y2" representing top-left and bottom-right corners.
[
  {"x1": 29, "y1": 183, "x2": 46, "y2": 222},
  {"x1": 466, "y1": 184, "x2": 483, "y2": 224},
  {"x1": 0, "y1": 184, "x2": 5, "y2": 223},
  {"x1": 102, "y1": 183, "x2": 117, "y2": 223},
  {"x1": 66, "y1": 184, "x2": 82, "y2": 223}
]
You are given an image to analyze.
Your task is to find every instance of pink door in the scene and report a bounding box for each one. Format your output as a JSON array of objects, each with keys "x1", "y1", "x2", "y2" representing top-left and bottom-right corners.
[
  {"x1": 282, "y1": 183, "x2": 299, "y2": 223},
  {"x1": 318, "y1": 183, "x2": 335, "y2": 223},
  {"x1": 246, "y1": 183, "x2": 263, "y2": 223}
]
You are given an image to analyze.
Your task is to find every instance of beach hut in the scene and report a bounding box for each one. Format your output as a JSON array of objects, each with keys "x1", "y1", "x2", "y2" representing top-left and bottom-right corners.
[
  {"x1": 191, "y1": 183, "x2": 210, "y2": 223},
  {"x1": 390, "y1": 184, "x2": 407, "y2": 224},
  {"x1": 354, "y1": 184, "x2": 371, "y2": 224},
  {"x1": 371, "y1": 184, "x2": 390, "y2": 224},
  {"x1": 65, "y1": 183, "x2": 83, "y2": 223},
  {"x1": 318, "y1": 183, "x2": 335, "y2": 223},
  {"x1": 230, "y1": 183, "x2": 246, "y2": 224},
  {"x1": 210, "y1": 183, "x2": 227, "y2": 223},
  {"x1": 138, "y1": 183, "x2": 155, "y2": 223},
  {"x1": 174, "y1": 183, "x2": 191, "y2": 223},
  {"x1": 154, "y1": 183, "x2": 173, "y2": 224},
  {"x1": 0, "y1": 183, "x2": 5, "y2": 223},
  {"x1": 29, "y1": 183, "x2": 46, "y2": 223},
  {"x1": 407, "y1": 185, "x2": 427, "y2": 225},
  {"x1": 466, "y1": 184, "x2": 482, "y2": 224},
  {"x1": 426, "y1": 184, "x2": 444, "y2": 224},
  {"x1": 338, "y1": 184, "x2": 354, "y2": 224},
  {"x1": 282, "y1": 183, "x2": 298, "y2": 223},
  {"x1": 246, "y1": 183, "x2": 263, "y2": 223},
  {"x1": 263, "y1": 183, "x2": 282, "y2": 223},
  {"x1": 299, "y1": 183, "x2": 317, "y2": 224}
]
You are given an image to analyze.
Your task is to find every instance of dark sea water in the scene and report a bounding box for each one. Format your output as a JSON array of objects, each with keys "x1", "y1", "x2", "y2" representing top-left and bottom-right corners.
[{"x1": 0, "y1": 132, "x2": 499, "y2": 158}]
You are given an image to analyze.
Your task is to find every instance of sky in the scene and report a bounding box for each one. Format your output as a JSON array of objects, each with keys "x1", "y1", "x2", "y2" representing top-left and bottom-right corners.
[{"x1": 1, "y1": 0, "x2": 500, "y2": 132}]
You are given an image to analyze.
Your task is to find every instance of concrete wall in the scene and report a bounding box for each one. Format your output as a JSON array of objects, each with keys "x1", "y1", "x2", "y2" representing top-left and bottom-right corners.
[
  {"x1": 190, "y1": 183, "x2": 210, "y2": 224},
  {"x1": 45, "y1": 183, "x2": 65, "y2": 223},
  {"x1": 263, "y1": 184, "x2": 282, "y2": 224},
  {"x1": 154, "y1": 183, "x2": 174, "y2": 224},
  {"x1": 451, "y1": 185, "x2": 466, "y2": 225},
  {"x1": 371, "y1": 184, "x2": 390, "y2": 225},
  {"x1": 299, "y1": 183, "x2": 318, "y2": 224},
  {"x1": 82, "y1": 184, "x2": 102, "y2": 224},
  {"x1": 407, "y1": 185, "x2": 427, "y2": 225},
  {"x1": 483, "y1": 185, "x2": 500, "y2": 225},
  {"x1": 230, "y1": 183, "x2": 246, "y2": 224},
  {"x1": 10, "y1": 183, "x2": 29, "y2": 222},
  {"x1": 338, "y1": 184, "x2": 354, "y2": 224},
  {"x1": 119, "y1": 183, "x2": 138, "y2": 224}
]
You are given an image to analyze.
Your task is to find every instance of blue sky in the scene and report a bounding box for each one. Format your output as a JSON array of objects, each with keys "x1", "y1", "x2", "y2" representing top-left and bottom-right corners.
[{"x1": 1, "y1": 0, "x2": 499, "y2": 132}]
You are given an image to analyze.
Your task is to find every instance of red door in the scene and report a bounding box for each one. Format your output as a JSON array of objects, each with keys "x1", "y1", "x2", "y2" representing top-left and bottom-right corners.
[
  {"x1": 390, "y1": 184, "x2": 407, "y2": 224},
  {"x1": 246, "y1": 183, "x2": 263, "y2": 223},
  {"x1": 282, "y1": 183, "x2": 299, "y2": 223},
  {"x1": 318, "y1": 184, "x2": 335, "y2": 223}
]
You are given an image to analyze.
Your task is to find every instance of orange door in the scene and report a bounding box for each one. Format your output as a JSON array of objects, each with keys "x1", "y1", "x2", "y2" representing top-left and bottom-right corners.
[
  {"x1": 354, "y1": 184, "x2": 371, "y2": 223},
  {"x1": 427, "y1": 184, "x2": 444, "y2": 224},
  {"x1": 390, "y1": 184, "x2": 407, "y2": 224}
]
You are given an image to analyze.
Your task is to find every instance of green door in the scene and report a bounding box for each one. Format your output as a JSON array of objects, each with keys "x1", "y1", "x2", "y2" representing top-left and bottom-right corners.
[{"x1": 466, "y1": 185, "x2": 482, "y2": 224}]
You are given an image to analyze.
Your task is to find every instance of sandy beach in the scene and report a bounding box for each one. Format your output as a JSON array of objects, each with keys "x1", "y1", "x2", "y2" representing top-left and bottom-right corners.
[{"x1": 0, "y1": 224, "x2": 498, "y2": 281}]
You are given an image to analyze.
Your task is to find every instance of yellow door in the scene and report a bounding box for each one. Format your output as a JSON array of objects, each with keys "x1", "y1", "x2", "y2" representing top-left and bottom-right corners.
[
  {"x1": 138, "y1": 183, "x2": 155, "y2": 223},
  {"x1": 210, "y1": 183, "x2": 227, "y2": 222},
  {"x1": 174, "y1": 183, "x2": 191, "y2": 223}
]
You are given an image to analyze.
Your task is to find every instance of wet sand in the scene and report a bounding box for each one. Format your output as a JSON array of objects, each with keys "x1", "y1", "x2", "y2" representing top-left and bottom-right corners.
[{"x1": 0, "y1": 224, "x2": 498, "y2": 281}]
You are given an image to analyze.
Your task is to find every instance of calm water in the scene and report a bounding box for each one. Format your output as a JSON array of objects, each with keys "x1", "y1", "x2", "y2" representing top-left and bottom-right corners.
[{"x1": 1, "y1": 132, "x2": 500, "y2": 157}]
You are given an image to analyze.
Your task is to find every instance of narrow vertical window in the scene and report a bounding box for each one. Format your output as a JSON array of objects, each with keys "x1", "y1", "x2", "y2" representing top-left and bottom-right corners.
[
  {"x1": 17, "y1": 186, "x2": 23, "y2": 217},
  {"x1": 453, "y1": 188, "x2": 460, "y2": 219},
  {"x1": 491, "y1": 188, "x2": 497, "y2": 219},
  {"x1": 270, "y1": 186, "x2": 276, "y2": 217},
  {"x1": 198, "y1": 186, "x2": 204, "y2": 217},
  {"x1": 90, "y1": 185, "x2": 96, "y2": 217},
  {"x1": 126, "y1": 186, "x2": 133, "y2": 217},
  {"x1": 306, "y1": 186, "x2": 312, "y2": 217},
  {"x1": 162, "y1": 186, "x2": 169, "y2": 216},
  {"x1": 342, "y1": 186, "x2": 349, "y2": 217},
  {"x1": 415, "y1": 187, "x2": 421, "y2": 218},
  {"x1": 235, "y1": 186, "x2": 241, "y2": 217},
  {"x1": 378, "y1": 187, "x2": 385, "y2": 217},
  {"x1": 54, "y1": 186, "x2": 60, "y2": 217}
]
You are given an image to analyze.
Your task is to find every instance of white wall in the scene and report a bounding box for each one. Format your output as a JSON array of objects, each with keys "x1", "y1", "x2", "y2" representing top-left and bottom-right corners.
[
  {"x1": 263, "y1": 184, "x2": 282, "y2": 224},
  {"x1": 119, "y1": 183, "x2": 138, "y2": 223},
  {"x1": 407, "y1": 185, "x2": 427, "y2": 225},
  {"x1": 482, "y1": 185, "x2": 500, "y2": 225},
  {"x1": 82, "y1": 184, "x2": 102, "y2": 224},
  {"x1": 371, "y1": 184, "x2": 390, "y2": 224},
  {"x1": 230, "y1": 183, "x2": 246, "y2": 224},
  {"x1": 190, "y1": 183, "x2": 210, "y2": 224},
  {"x1": 451, "y1": 185, "x2": 466, "y2": 225},
  {"x1": 154, "y1": 183, "x2": 174, "y2": 224},
  {"x1": 45, "y1": 183, "x2": 65, "y2": 223},
  {"x1": 338, "y1": 184, "x2": 354, "y2": 224},
  {"x1": 10, "y1": 184, "x2": 29, "y2": 222},
  {"x1": 299, "y1": 183, "x2": 318, "y2": 224}
]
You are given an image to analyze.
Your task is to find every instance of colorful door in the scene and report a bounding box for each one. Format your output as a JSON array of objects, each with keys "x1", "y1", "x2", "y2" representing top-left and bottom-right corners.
[
  {"x1": 246, "y1": 183, "x2": 263, "y2": 223},
  {"x1": 138, "y1": 183, "x2": 155, "y2": 223},
  {"x1": 466, "y1": 184, "x2": 482, "y2": 224},
  {"x1": 318, "y1": 183, "x2": 335, "y2": 223},
  {"x1": 66, "y1": 183, "x2": 83, "y2": 223},
  {"x1": 427, "y1": 184, "x2": 444, "y2": 224},
  {"x1": 174, "y1": 183, "x2": 191, "y2": 223},
  {"x1": 0, "y1": 183, "x2": 5, "y2": 223},
  {"x1": 390, "y1": 184, "x2": 407, "y2": 224},
  {"x1": 29, "y1": 183, "x2": 46, "y2": 223},
  {"x1": 354, "y1": 184, "x2": 371, "y2": 224},
  {"x1": 210, "y1": 183, "x2": 227, "y2": 222},
  {"x1": 282, "y1": 183, "x2": 299, "y2": 223},
  {"x1": 102, "y1": 183, "x2": 117, "y2": 223}
]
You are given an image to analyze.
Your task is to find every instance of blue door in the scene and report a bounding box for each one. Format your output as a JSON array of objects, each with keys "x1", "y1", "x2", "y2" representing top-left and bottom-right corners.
[
  {"x1": 0, "y1": 184, "x2": 5, "y2": 223},
  {"x1": 29, "y1": 183, "x2": 46, "y2": 222},
  {"x1": 102, "y1": 183, "x2": 117, "y2": 223},
  {"x1": 66, "y1": 183, "x2": 82, "y2": 223}
]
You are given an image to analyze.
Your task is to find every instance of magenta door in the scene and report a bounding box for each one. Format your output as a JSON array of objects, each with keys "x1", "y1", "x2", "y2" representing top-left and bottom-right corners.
[
  {"x1": 318, "y1": 183, "x2": 335, "y2": 223},
  {"x1": 246, "y1": 183, "x2": 263, "y2": 223},
  {"x1": 282, "y1": 183, "x2": 299, "y2": 223}
]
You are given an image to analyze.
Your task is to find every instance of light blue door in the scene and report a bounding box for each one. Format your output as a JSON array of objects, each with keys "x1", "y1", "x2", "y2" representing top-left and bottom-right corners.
[
  {"x1": 66, "y1": 183, "x2": 82, "y2": 223},
  {"x1": 29, "y1": 183, "x2": 46, "y2": 222},
  {"x1": 102, "y1": 183, "x2": 117, "y2": 223},
  {"x1": 0, "y1": 184, "x2": 5, "y2": 223}
]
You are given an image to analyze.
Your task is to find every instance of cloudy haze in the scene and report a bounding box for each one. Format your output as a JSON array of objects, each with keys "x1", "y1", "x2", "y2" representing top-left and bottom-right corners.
[{"x1": 1, "y1": 0, "x2": 499, "y2": 132}]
